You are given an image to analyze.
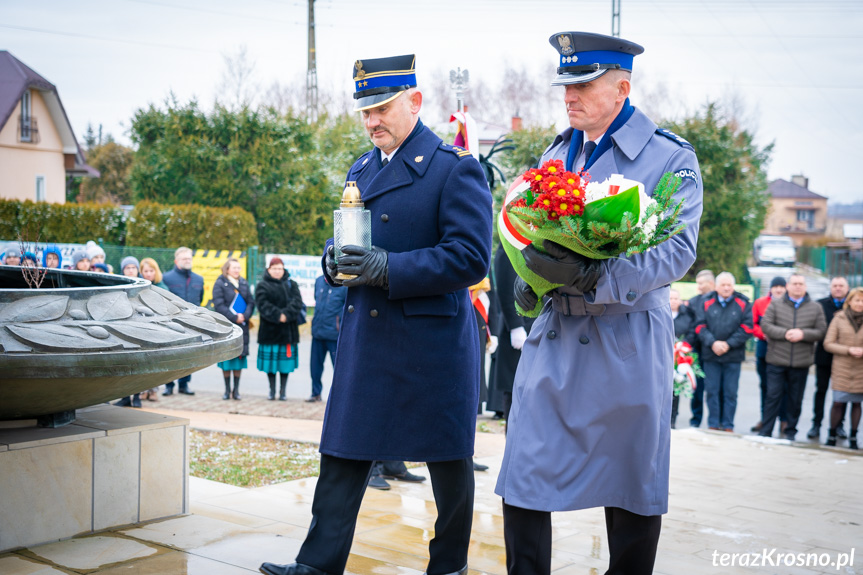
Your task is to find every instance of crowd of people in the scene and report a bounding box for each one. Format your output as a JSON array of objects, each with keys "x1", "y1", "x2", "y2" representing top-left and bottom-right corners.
[{"x1": 675, "y1": 268, "x2": 859, "y2": 448}]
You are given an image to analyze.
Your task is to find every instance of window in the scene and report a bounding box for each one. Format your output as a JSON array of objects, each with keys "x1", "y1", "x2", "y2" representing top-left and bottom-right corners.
[
  {"x1": 796, "y1": 209, "x2": 814, "y2": 229},
  {"x1": 35, "y1": 176, "x2": 46, "y2": 202},
  {"x1": 20, "y1": 90, "x2": 32, "y2": 142}
]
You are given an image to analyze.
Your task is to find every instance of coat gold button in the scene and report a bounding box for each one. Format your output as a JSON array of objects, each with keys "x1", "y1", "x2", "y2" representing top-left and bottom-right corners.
[
  {"x1": 626, "y1": 291, "x2": 637, "y2": 302},
  {"x1": 370, "y1": 309, "x2": 378, "y2": 317},
  {"x1": 547, "y1": 330, "x2": 556, "y2": 340},
  {"x1": 381, "y1": 214, "x2": 389, "y2": 222},
  {"x1": 579, "y1": 335, "x2": 589, "y2": 345},
  {"x1": 348, "y1": 305, "x2": 354, "y2": 313}
]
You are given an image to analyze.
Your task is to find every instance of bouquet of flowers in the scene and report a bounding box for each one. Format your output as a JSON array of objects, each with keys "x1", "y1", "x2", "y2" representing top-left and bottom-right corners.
[
  {"x1": 673, "y1": 340, "x2": 704, "y2": 398},
  {"x1": 499, "y1": 159, "x2": 686, "y2": 316}
]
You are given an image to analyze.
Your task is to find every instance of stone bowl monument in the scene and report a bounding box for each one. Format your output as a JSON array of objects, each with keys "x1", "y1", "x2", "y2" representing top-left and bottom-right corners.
[{"x1": 0, "y1": 265, "x2": 243, "y2": 426}]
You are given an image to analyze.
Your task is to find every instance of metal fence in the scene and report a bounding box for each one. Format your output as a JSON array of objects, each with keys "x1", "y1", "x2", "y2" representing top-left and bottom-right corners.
[{"x1": 796, "y1": 245, "x2": 863, "y2": 287}]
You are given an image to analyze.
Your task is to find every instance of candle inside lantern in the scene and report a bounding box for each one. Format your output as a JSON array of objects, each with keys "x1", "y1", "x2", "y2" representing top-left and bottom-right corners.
[{"x1": 333, "y1": 181, "x2": 371, "y2": 280}]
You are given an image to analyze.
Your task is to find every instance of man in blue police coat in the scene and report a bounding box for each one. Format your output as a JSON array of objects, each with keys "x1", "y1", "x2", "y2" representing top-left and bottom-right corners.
[
  {"x1": 259, "y1": 55, "x2": 492, "y2": 575},
  {"x1": 495, "y1": 32, "x2": 703, "y2": 574}
]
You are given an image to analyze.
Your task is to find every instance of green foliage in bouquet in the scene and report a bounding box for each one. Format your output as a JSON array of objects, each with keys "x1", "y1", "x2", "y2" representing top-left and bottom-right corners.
[{"x1": 503, "y1": 172, "x2": 687, "y2": 317}]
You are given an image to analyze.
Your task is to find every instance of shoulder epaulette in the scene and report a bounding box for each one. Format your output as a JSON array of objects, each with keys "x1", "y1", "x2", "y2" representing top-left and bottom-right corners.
[
  {"x1": 655, "y1": 128, "x2": 693, "y2": 149},
  {"x1": 352, "y1": 150, "x2": 375, "y2": 170},
  {"x1": 439, "y1": 142, "x2": 473, "y2": 158}
]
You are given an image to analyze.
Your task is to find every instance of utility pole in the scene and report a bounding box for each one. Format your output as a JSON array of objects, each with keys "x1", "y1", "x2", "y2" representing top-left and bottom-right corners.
[
  {"x1": 306, "y1": 0, "x2": 318, "y2": 123},
  {"x1": 611, "y1": 0, "x2": 621, "y2": 37}
]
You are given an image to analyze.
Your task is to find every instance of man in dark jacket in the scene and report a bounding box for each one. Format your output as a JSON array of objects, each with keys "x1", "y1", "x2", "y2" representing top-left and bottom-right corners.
[
  {"x1": 307, "y1": 274, "x2": 346, "y2": 402},
  {"x1": 489, "y1": 245, "x2": 532, "y2": 426},
  {"x1": 162, "y1": 246, "x2": 204, "y2": 395},
  {"x1": 808, "y1": 276, "x2": 850, "y2": 439},
  {"x1": 259, "y1": 55, "x2": 492, "y2": 575},
  {"x1": 688, "y1": 269, "x2": 715, "y2": 427},
  {"x1": 670, "y1": 288, "x2": 696, "y2": 428},
  {"x1": 694, "y1": 272, "x2": 753, "y2": 432},
  {"x1": 760, "y1": 273, "x2": 827, "y2": 440},
  {"x1": 751, "y1": 276, "x2": 787, "y2": 432}
]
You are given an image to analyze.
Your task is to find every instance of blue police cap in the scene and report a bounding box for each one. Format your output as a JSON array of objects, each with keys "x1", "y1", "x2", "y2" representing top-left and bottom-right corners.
[
  {"x1": 352, "y1": 54, "x2": 417, "y2": 111},
  {"x1": 549, "y1": 32, "x2": 644, "y2": 86}
]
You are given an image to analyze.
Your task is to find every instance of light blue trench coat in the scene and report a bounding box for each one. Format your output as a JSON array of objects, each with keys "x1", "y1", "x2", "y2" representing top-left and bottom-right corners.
[{"x1": 495, "y1": 107, "x2": 703, "y2": 516}]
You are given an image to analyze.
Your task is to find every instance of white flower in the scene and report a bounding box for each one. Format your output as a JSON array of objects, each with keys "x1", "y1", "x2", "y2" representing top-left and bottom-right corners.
[{"x1": 584, "y1": 181, "x2": 609, "y2": 204}]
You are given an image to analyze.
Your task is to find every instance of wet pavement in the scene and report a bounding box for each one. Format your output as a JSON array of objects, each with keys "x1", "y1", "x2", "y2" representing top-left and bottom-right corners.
[{"x1": 4, "y1": 275, "x2": 863, "y2": 574}]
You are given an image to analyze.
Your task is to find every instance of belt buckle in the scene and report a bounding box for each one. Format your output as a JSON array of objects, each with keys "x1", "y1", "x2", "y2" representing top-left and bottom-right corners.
[{"x1": 561, "y1": 293, "x2": 572, "y2": 316}]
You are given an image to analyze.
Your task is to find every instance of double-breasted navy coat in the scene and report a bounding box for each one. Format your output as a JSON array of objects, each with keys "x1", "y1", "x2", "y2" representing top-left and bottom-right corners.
[
  {"x1": 319, "y1": 121, "x2": 493, "y2": 462},
  {"x1": 495, "y1": 107, "x2": 703, "y2": 516}
]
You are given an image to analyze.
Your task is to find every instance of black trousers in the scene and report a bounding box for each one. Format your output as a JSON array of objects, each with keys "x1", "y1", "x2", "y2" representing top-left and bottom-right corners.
[
  {"x1": 760, "y1": 364, "x2": 808, "y2": 437},
  {"x1": 295, "y1": 454, "x2": 474, "y2": 575},
  {"x1": 503, "y1": 502, "x2": 661, "y2": 575}
]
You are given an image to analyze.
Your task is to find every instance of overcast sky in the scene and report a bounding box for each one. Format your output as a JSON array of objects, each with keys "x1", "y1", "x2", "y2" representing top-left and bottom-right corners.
[{"x1": 3, "y1": 0, "x2": 862, "y2": 203}]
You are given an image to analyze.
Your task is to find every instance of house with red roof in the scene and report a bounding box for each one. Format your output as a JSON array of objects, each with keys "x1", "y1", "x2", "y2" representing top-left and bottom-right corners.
[{"x1": 0, "y1": 51, "x2": 97, "y2": 204}]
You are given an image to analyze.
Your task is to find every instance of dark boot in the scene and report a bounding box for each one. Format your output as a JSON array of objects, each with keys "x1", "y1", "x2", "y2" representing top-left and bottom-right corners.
[
  {"x1": 131, "y1": 393, "x2": 142, "y2": 408},
  {"x1": 826, "y1": 428, "x2": 837, "y2": 447},
  {"x1": 222, "y1": 373, "x2": 231, "y2": 400},
  {"x1": 268, "y1": 381, "x2": 276, "y2": 401},
  {"x1": 259, "y1": 562, "x2": 328, "y2": 575},
  {"x1": 232, "y1": 382, "x2": 241, "y2": 400},
  {"x1": 279, "y1": 381, "x2": 287, "y2": 401},
  {"x1": 850, "y1": 430, "x2": 858, "y2": 450}
]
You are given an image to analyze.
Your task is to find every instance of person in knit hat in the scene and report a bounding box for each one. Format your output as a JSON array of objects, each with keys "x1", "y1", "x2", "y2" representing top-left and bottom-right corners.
[
  {"x1": 121, "y1": 256, "x2": 140, "y2": 277},
  {"x1": 72, "y1": 250, "x2": 91, "y2": 271}
]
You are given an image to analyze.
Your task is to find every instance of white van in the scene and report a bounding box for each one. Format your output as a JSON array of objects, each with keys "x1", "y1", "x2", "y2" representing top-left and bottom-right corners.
[{"x1": 753, "y1": 235, "x2": 796, "y2": 267}]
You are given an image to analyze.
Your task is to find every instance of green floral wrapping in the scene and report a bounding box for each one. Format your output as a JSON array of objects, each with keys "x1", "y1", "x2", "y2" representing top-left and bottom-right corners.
[{"x1": 499, "y1": 171, "x2": 686, "y2": 317}]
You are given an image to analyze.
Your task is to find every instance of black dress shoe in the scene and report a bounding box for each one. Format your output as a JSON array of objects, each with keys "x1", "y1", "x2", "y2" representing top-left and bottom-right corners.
[
  {"x1": 837, "y1": 426, "x2": 848, "y2": 439},
  {"x1": 367, "y1": 476, "x2": 391, "y2": 490},
  {"x1": 162, "y1": 389, "x2": 174, "y2": 396},
  {"x1": 807, "y1": 426, "x2": 820, "y2": 439},
  {"x1": 113, "y1": 397, "x2": 132, "y2": 407},
  {"x1": 473, "y1": 460, "x2": 489, "y2": 472},
  {"x1": 305, "y1": 395, "x2": 322, "y2": 402},
  {"x1": 259, "y1": 562, "x2": 329, "y2": 575},
  {"x1": 424, "y1": 565, "x2": 468, "y2": 575},
  {"x1": 381, "y1": 470, "x2": 426, "y2": 482},
  {"x1": 131, "y1": 394, "x2": 142, "y2": 408},
  {"x1": 178, "y1": 389, "x2": 195, "y2": 395}
]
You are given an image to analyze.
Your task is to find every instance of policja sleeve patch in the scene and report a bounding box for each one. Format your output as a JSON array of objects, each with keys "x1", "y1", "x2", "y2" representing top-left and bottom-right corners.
[{"x1": 673, "y1": 168, "x2": 698, "y2": 184}]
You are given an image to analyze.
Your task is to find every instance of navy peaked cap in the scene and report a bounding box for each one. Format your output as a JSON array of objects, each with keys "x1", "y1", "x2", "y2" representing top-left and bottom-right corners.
[
  {"x1": 352, "y1": 54, "x2": 417, "y2": 111},
  {"x1": 549, "y1": 31, "x2": 644, "y2": 85}
]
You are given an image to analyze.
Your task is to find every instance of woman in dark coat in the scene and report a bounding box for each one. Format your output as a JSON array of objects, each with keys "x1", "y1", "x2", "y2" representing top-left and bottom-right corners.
[
  {"x1": 255, "y1": 257, "x2": 303, "y2": 400},
  {"x1": 213, "y1": 258, "x2": 255, "y2": 400},
  {"x1": 671, "y1": 287, "x2": 697, "y2": 428}
]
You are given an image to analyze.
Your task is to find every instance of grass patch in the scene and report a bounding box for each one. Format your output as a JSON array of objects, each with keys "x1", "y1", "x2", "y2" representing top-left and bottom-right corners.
[{"x1": 189, "y1": 429, "x2": 321, "y2": 487}]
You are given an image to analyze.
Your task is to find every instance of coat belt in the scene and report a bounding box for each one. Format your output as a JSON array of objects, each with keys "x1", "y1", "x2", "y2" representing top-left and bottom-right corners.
[{"x1": 551, "y1": 290, "x2": 667, "y2": 316}]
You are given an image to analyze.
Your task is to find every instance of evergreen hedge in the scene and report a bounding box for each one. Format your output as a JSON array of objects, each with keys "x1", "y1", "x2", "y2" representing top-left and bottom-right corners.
[
  {"x1": 0, "y1": 199, "x2": 258, "y2": 250},
  {"x1": 126, "y1": 201, "x2": 258, "y2": 249},
  {"x1": 0, "y1": 199, "x2": 126, "y2": 244}
]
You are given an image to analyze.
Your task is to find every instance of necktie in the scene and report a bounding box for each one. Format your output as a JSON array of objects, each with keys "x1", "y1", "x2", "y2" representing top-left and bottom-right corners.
[
  {"x1": 582, "y1": 140, "x2": 597, "y2": 167},
  {"x1": 381, "y1": 157, "x2": 389, "y2": 167}
]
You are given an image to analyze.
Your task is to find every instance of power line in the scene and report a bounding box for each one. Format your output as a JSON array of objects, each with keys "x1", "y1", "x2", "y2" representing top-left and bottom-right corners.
[{"x1": 0, "y1": 24, "x2": 220, "y2": 54}]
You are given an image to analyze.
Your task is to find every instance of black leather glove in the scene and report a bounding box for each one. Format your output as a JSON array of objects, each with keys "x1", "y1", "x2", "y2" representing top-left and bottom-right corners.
[
  {"x1": 336, "y1": 245, "x2": 389, "y2": 289},
  {"x1": 523, "y1": 240, "x2": 601, "y2": 293},
  {"x1": 514, "y1": 276, "x2": 539, "y2": 312},
  {"x1": 324, "y1": 245, "x2": 343, "y2": 286}
]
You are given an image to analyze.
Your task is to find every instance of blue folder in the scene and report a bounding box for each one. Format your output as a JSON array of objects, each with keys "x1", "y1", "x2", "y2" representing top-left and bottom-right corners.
[{"x1": 229, "y1": 292, "x2": 247, "y2": 315}]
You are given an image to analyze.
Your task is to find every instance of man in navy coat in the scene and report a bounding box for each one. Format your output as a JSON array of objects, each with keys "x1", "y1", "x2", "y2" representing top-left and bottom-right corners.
[
  {"x1": 495, "y1": 32, "x2": 703, "y2": 575},
  {"x1": 260, "y1": 55, "x2": 492, "y2": 575}
]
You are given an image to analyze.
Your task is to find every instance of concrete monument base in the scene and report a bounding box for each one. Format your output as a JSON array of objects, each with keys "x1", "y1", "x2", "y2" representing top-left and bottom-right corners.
[{"x1": 0, "y1": 404, "x2": 189, "y2": 552}]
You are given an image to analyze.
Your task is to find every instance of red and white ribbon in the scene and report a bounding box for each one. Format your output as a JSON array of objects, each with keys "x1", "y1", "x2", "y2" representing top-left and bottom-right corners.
[{"x1": 498, "y1": 176, "x2": 532, "y2": 251}]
